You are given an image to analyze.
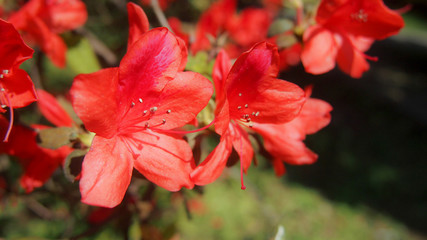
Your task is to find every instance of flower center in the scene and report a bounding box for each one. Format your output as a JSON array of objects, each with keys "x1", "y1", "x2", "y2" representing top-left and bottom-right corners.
[
  {"x1": 351, "y1": 9, "x2": 368, "y2": 23},
  {"x1": 234, "y1": 92, "x2": 260, "y2": 128}
]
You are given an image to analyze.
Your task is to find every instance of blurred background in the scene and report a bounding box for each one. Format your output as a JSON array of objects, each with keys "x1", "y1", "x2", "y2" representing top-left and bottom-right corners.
[{"x1": 0, "y1": 0, "x2": 426, "y2": 239}]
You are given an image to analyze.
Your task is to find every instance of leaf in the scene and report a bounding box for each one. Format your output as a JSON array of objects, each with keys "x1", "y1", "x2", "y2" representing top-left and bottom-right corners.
[
  {"x1": 67, "y1": 37, "x2": 101, "y2": 74},
  {"x1": 186, "y1": 51, "x2": 214, "y2": 79},
  {"x1": 37, "y1": 127, "x2": 78, "y2": 149},
  {"x1": 63, "y1": 149, "x2": 87, "y2": 182}
]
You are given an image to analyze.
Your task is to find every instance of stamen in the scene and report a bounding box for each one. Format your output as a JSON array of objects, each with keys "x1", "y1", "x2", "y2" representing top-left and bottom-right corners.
[
  {"x1": 150, "y1": 107, "x2": 158, "y2": 113},
  {"x1": 2, "y1": 70, "x2": 9, "y2": 74},
  {"x1": 246, "y1": 118, "x2": 251, "y2": 122},
  {"x1": 131, "y1": 102, "x2": 135, "y2": 107},
  {"x1": 238, "y1": 93, "x2": 242, "y2": 97},
  {"x1": 166, "y1": 109, "x2": 171, "y2": 114},
  {"x1": 152, "y1": 117, "x2": 216, "y2": 134},
  {"x1": 237, "y1": 106, "x2": 242, "y2": 110},
  {"x1": 162, "y1": 119, "x2": 166, "y2": 124},
  {"x1": 239, "y1": 130, "x2": 246, "y2": 190},
  {"x1": 1, "y1": 87, "x2": 14, "y2": 142},
  {"x1": 255, "y1": 111, "x2": 259, "y2": 117},
  {"x1": 245, "y1": 104, "x2": 248, "y2": 108},
  {"x1": 0, "y1": 74, "x2": 3, "y2": 79},
  {"x1": 249, "y1": 123, "x2": 253, "y2": 128},
  {"x1": 138, "y1": 98, "x2": 143, "y2": 103},
  {"x1": 143, "y1": 110, "x2": 148, "y2": 115}
]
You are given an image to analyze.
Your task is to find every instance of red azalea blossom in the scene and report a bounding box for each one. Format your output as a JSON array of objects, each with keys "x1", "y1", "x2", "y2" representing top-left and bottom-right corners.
[
  {"x1": 191, "y1": 43, "x2": 305, "y2": 188},
  {"x1": 252, "y1": 86, "x2": 333, "y2": 176},
  {"x1": 70, "y1": 3, "x2": 213, "y2": 208},
  {"x1": 37, "y1": 89, "x2": 74, "y2": 127},
  {"x1": 191, "y1": 0, "x2": 271, "y2": 58},
  {"x1": 7, "y1": 0, "x2": 87, "y2": 68},
  {"x1": 0, "y1": 19, "x2": 36, "y2": 142},
  {"x1": 301, "y1": 0, "x2": 404, "y2": 78}
]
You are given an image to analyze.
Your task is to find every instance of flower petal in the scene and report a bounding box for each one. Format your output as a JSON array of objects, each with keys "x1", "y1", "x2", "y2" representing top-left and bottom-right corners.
[
  {"x1": 0, "y1": 19, "x2": 34, "y2": 69},
  {"x1": 71, "y1": 68, "x2": 119, "y2": 138},
  {"x1": 80, "y1": 136, "x2": 134, "y2": 208},
  {"x1": 37, "y1": 89, "x2": 73, "y2": 127},
  {"x1": 133, "y1": 131, "x2": 194, "y2": 191},
  {"x1": 191, "y1": 134, "x2": 233, "y2": 185},
  {"x1": 40, "y1": 0, "x2": 87, "y2": 33},
  {"x1": 140, "y1": 72, "x2": 213, "y2": 131},
  {"x1": 229, "y1": 123, "x2": 253, "y2": 172},
  {"x1": 301, "y1": 25, "x2": 337, "y2": 75},
  {"x1": 335, "y1": 33, "x2": 370, "y2": 78},
  {"x1": 227, "y1": 42, "x2": 305, "y2": 124},
  {"x1": 0, "y1": 69, "x2": 37, "y2": 109},
  {"x1": 213, "y1": 49, "x2": 231, "y2": 101},
  {"x1": 127, "y1": 2, "x2": 149, "y2": 48},
  {"x1": 118, "y1": 28, "x2": 183, "y2": 119}
]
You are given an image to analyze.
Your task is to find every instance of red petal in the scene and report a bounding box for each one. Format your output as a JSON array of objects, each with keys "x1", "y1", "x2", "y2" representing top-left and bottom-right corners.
[
  {"x1": 118, "y1": 28, "x2": 183, "y2": 119},
  {"x1": 213, "y1": 49, "x2": 231, "y2": 101},
  {"x1": 301, "y1": 25, "x2": 337, "y2": 75},
  {"x1": 25, "y1": 17, "x2": 67, "y2": 68},
  {"x1": 191, "y1": 133, "x2": 233, "y2": 185},
  {"x1": 133, "y1": 131, "x2": 194, "y2": 191},
  {"x1": 252, "y1": 122, "x2": 318, "y2": 165},
  {"x1": 0, "y1": 69, "x2": 37, "y2": 109},
  {"x1": 227, "y1": 42, "x2": 305, "y2": 124},
  {"x1": 40, "y1": 0, "x2": 87, "y2": 33},
  {"x1": 272, "y1": 158, "x2": 286, "y2": 176},
  {"x1": 226, "y1": 8, "x2": 271, "y2": 47},
  {"x1": 37, "y1": 89, "x2": 73, "y2": 127},
  {"x1": 80, "y1": 136, "x2": 134, "y2": 208},
  {"x1": 229, "y1": 123, "x2": 253, "y2": 172},
  {"x1": 299, "y1": 97, "x2": 333, "y2": 134},
  {"x1": 138, "y1": 72, "x2": 213, "y2": 131},
  {"x1": 335, "y1": 33, "x2": 370, "y2": 78},
  {"x1": 0, "y1": 19, "x2": 34, "y2": 69},
  {"x1": 71, "y1": 68, "x2": 119, "y2": 138},
  {"x1": 127, "y1": 2, "x2": 149, "y2": 48},
  {"x1": 327, "y1": 0, "x2": 404, "y2": 39}
]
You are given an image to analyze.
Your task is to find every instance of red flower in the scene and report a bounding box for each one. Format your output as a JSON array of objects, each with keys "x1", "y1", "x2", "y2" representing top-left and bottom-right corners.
[
  {"x1": 8, "y1": 0, "x2": 87, "y2": 68},
  {"x1": 252, "y1": 86, "x2": 332, "y2": 176},
  {"x1": 301, "y1": 0, "x2": 404, "y2": 78},
  {"x1": 191, "y1": 43, "x2": 305, "y2": 188},
  {"x1": 191, "y1": 0, "x2": 271, "y2": 58},
  {"x1": 0, "y1": 19, "x2": 36, "y2": 142},
  {"x1": 70, "y1": 3, "x2": 213, "y2": 208},
  {"x1": 0, "y1": 116, "x2": 71, "y2": 192}
]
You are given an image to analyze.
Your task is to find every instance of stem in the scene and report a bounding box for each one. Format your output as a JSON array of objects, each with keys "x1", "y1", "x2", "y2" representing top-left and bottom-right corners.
[{"x1": 151, "y1": 0, "x2": 172, "y2": 31}]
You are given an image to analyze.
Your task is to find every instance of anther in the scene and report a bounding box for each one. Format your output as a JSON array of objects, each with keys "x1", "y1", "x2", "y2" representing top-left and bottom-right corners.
[
  {"x1": 145, "y1": 122, "x2": 150, "y2": 128},
  {"x1": 143, "y1": 110, "x2": 148, "y2": 115},
  {"x1": 166, "y1": 109, "x2": 171, "y2": 114},
  {"x1": 1, "y1": 105, "x2": 6, "y2": 108},
  {"x1": 249, "y1": 123, "x2": 253, "y2": 128},
  {"x1": 150, "y1": 107, "x2": 158, "y2": 113},
  {"x1": 131, "y1": 102, "x2": 135, "y2": 107},
  {"x1": 255, "y1": 112, "x2": 259, "y2": 117},
  {"x1": 238, "y1": 93, "x2": 242, "y2": 97},
  {"x1": 162, "y1": 119, "x2": 166, "y2": 124},
  {"x1": 237, "y1": 106, "x2": 242, "y2": 110},
  {"x1": 139, "y1": 98, "x2": 143, "y2": 103},
  {"x1": 245, "y1": 104, "x2": 248, "y2": 108},
  {"x1": 247, "y1": 118, "x2": 251, "y2": 122},
  {"x1": 0, "y1": 74, "x2": 3, "y2": 79},
  {"x1": 2, "y1": 70, "x2": 9, "y2": 74},
  {"x1": 0, "y1": 88, "x2": 5, "y2": 92}
]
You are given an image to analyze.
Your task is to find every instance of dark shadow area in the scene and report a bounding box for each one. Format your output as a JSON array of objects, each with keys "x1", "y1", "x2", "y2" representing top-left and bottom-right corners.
[{"x1": 281, "y1": 37, "x2": 427, "y2": 234}]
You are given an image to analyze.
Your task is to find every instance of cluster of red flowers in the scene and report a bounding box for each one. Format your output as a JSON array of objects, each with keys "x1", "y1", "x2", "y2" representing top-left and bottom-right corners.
[{"x1": 0, "y1": 0, "x2": 404, "y2": 208}]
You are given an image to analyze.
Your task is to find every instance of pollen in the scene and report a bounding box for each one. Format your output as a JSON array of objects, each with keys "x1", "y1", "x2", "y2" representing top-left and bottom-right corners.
[
  {"x1": 255, "y1": 111, "x2": 259, "y2": 117},
  {"x1": 138, "y1": 98, "x2": 143, "y2": 103},
  {"x1": 351, "y1": 9, "x2": 368, "y2": 23}
]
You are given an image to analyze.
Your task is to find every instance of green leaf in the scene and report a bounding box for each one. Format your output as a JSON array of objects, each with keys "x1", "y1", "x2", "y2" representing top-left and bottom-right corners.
[
  {"x1": 66, "y1": 37, "x2": 101, "y2": 74},
  {"x1": 37, "y1": 127, "x2": 78, "y2": 149}
]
